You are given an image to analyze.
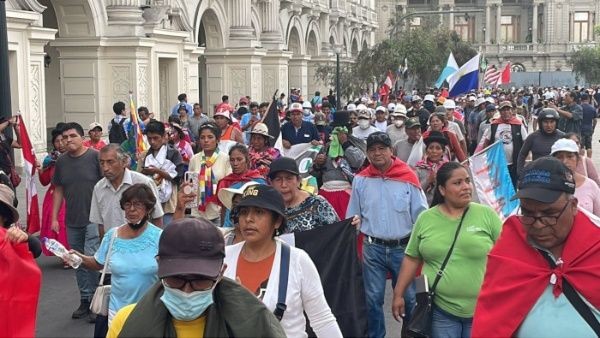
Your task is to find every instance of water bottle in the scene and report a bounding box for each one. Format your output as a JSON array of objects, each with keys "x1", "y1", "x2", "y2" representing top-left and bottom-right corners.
[{"x1": 42, "y1": 238, "x2": 82, "y2": 269}]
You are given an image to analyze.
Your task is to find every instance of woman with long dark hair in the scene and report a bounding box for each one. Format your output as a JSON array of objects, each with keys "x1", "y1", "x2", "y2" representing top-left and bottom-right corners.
[{"x1": 392, "y1": 162, "x2": 501, "y2": 337}]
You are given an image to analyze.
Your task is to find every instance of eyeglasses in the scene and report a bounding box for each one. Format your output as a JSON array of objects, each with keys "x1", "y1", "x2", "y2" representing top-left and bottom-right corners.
[
  {"x1": 517, "y1": 200, "x2": 570, "y2": 226},
  {"x1": 122, "y1": 201, "x2": 145, "y2": 210},
  {"x1": 163, "y1": 276, "x2": 218, "y2": 292}
]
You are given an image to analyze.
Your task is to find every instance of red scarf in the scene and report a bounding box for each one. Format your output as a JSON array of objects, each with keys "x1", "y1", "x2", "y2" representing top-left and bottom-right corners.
[
  {"x1": 216, "y1": 169, "x2": 264, "y2": 206},
  {"x1": 357, "y1": 157, "x2": 421, "y2": 188},
  {"x1": 472, "y1": 211, "x2": 600, "y2": 337},
  {"x1": 491, "y1": 117, "x2": 523, "y2": 125}
]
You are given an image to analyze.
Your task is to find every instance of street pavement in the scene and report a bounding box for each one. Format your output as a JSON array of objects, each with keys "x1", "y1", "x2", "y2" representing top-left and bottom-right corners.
[{"x1": 16, "y1": 125, "x2": 600, "y2": 338}]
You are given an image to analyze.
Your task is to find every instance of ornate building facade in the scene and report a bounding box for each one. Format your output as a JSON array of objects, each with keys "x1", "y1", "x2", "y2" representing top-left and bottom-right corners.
[
  {"x1": 376, "y1": 0, "x2": 600, "y2": 73},
  {"x1": 6, "y1": 0, "x2": 377, "y2": 156}
]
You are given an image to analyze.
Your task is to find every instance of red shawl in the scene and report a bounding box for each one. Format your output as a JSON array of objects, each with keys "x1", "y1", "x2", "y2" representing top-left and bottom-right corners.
[
  {"x1": 491, "y1": 117, "x2": 523, "y2": 125},
  {"x1": 216, "y1": 169, "x2": 265, "y2": 206},
  {"x1": 472, "y1": 211, "x2": 600, "y2": 337},
  {"x1": 0, "y1": 227, "x2": 41, "y2": 337},
  {"x1": 357, "y1": 157, "x2": 420, "y2": 188}
]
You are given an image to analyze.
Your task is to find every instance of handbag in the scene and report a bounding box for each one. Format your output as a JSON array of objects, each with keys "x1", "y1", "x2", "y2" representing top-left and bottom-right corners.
[
  {"x1": 406, "y1": 207, "x2": 470, "y2": 338},
  {"x1": 90, "y1": 228, "x2": 118, "y2": 316},
  {"x1": 5, "y1": 154, "x2": 20, "y2": 188}
]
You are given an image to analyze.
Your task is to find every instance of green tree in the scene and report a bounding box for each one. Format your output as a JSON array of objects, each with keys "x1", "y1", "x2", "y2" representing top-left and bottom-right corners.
[{"x1": 570, "y1": 45, "x2": 600, "y2": 85}]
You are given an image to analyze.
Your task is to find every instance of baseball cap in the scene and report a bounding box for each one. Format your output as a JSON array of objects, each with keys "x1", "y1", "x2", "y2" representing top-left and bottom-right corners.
[
  {"x1": 214, "y1": 109, "x2": 231, "y2": 120},
  {"x1": 411, "y1": 95, "x2": 422, "y2": 102},
  {"x1": 405, "y1": 117, "x2": 421, "y2": 128},
  {"x1": 157, "y1": 218, "x2": 225, "y2": 279},
  {"x1": 357, "y1": 110, "x2": 371, "y2": 119},
  {"x1": 474, "y1": 98, "x2": 487, "y2": 107},
  {"x1": 0, "y1": 184, "x2": 18, "y2": 222},
  {"x1": 498, "y1": 101, "x2": 513, "y2": 110},
  {"x1": 512, "y1": 156, "x2": 575, "y2": 203},
  {"x1": 233, "y1": 185, "x2": 286, "y2": 223},
  {"x1": 387, "y1": 103, "x2": 396, "y2": 112},
  {"x1": 217, "y1": 181, "x2": 262, "y2": 211},
  {"x1": 239, "y1": 97, "x2": 249, "y2": 105},
  {"x1": 366, "y1": 131, "x2": 392, "y2": 149},
  {"x1": 485, "y1": 104, "x2": 497, "y2": 113},
  {"x1": 89, "y1": 122, "x2": 103, "y2": 131},
  {"x1": 424, "y1": 94, "x2": 435, "y2": 103},
  {"x1": 289, "y1": 102, "x2": 303, "y2": 113},
  {"x1": 375, "y1": 106, "x2": 387, "y2": 113},
  {"x1": 443, "y1": 99, "x2": 456, "y2": 110},
  {"x1": 346, "y1": 103, "x2": 357, "y2": 111},
  {"x1": 550, "y1": 139, "x2": 579, "y2": 156},
  {"x1": 268, "y1": 157, "x2": 299, "y2": 179}
]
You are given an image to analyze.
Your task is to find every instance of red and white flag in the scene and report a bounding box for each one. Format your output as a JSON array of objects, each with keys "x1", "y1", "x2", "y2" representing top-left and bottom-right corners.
[
  {"x1": 18, "y1": 115, "x2": 40, "y2": 234},
  {"x1": 384, "y1": 70, "x2": 395, "y2": 90},
  {"x1": 497, "y1": 62, "x2": 511, "y2": 86},
  {"x1": 379, "y1": 70, "x2": 395, "y2": 105},
  {"x1": 483, "y1": 65, "x2": 501, "y2": 85}
]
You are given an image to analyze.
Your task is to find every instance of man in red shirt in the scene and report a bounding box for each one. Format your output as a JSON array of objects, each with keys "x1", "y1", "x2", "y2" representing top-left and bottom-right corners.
[{"x1": 83, "y1": 122, "x2": 107, "y2": 151}]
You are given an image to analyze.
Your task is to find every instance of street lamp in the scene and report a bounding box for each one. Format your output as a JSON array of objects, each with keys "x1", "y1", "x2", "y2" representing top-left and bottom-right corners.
[{"x1": 334, "y1": 45, "x2": 342, "y2": 111}]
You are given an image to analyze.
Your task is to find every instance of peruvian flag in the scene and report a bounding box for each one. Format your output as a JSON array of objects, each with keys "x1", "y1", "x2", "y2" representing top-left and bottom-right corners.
[
  {"x1": 497, "y1": 62, "x2": 511, "y2": 86},
  {"x1": 379, "y1": 70, "x2": 395, "y2": 105},
  {"x1": 18, "y1": 115, "x2": 40, "y2": 234}
]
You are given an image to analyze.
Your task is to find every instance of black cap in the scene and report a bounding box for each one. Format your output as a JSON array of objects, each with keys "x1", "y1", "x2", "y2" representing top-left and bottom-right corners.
[
  {"x1": 234, "y1": 185, "x2": 287, "y2": 226},
  {"x1": 366, "y1": 131, "x2": 392, "y2": 149},
  {"x1": 268, "y1": 157, "x2": 299, "y2": 179},
  {"x1": 157, "y1": 218, "x2": 225, "y2": 279},
  {"x1": 512, "y1": 156, "x2": 576, "y2": 203}
]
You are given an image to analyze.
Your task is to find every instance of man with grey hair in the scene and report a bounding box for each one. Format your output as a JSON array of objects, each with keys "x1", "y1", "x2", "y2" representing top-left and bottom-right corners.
[{"x1": 90, "y1": 144, "x2": 163, "y2": 239}]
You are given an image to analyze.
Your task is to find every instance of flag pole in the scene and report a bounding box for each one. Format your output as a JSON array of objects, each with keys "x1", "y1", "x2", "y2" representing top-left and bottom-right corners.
[{"x1": 260, "y1": 89, "x2": 279, "y2": 124}]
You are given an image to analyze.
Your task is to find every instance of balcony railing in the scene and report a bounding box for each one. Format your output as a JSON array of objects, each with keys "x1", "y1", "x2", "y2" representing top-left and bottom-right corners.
[{"x1": 476, "y1": 42, "x2": 599, "y2": 55}]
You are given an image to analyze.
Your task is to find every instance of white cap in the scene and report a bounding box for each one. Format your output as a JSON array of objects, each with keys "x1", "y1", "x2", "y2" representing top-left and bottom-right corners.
[
  {"x1": 302, "y1": 101, "x2": 312, "y2": 109},
  {"x1": 551, "y1": 139, "x2": 580, "y2": 156},
  {"x1": 474, "y1": 98, "x2": 487, "y2": 106},
  {"x1": 89, "y1": 122, "x2": 103, "y2": 131},
  {"x1": 486, "y1": 97, "x2": 496, "y2": 104},
  {"x1": 387, "y1": 103, "x2": 396, "y2": 111},
  {"x1": 356, "y1": 104, "x2": 368, "y2": 112},
  {"x1": 289, "y1": 102, "x2": 303, "y2": 112},
  {"x1": 347, "y1": 103, "x2": 357, "y2": 111},
  {"x1": 360, "y1": 97, "x2": 368, "y2": 103},
  {"x1": 468, "y1": 96, "x2": 477, "y2": 102},
  {"x1": 393, "y1": 104, "x2": 408, "y2": 115},
  {"x1": 443, "y1": 99, "x2": 456, "y2": 110},
  {"x1": 424, "y1": 94, "x2": 435, "y2": 102},
  {"x1": 375, "y1": 106, "x2": 387, "y2": 113},
  {"x1": 411, "y1": 95, "x2": 422, "y2": 102}
]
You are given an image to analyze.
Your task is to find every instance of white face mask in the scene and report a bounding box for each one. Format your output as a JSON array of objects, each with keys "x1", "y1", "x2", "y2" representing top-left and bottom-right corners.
[
  {"x1": 394, "y1": 120, "x2": 404, "y2": 128},
  {"x1": 358, "y1": 119, "x2": 371, "y2": 129}
]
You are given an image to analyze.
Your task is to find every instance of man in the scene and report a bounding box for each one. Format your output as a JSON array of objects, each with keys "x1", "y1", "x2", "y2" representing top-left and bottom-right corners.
[
  {"x1": 373, "y1": 106, "x2": 388, "y2": 132},
  {"x1": 444, "y1": 99, "x2": 466, "y2": 139},
  {"x1": 281, "y1": 102, "x2": 321, "y2": 148},
  {"x1": 107, "y1": 218, "x2": 286, "y2": 338},
  {"x1": 347, "y1": 132, "x2": 428, "y2": 338},
  {"x1": 258, "y1": 101, "x2": 269, "y2": 116},
  {"x1": 393, "y1": 117, "x2": 421, "y2": 163},
  {"x1": 579, "y1": 93, "x2": 596, "y2": 157},
  {"x1": 549, "y1": 90, "x2": 582, "y2": 135},
  {"x1": 467, "y1": 97, "x2": 487, "y2": 154},
  {"x1": 170, "y1": 93, "x2": 193, "y2": 117},
  {"x1": 90, "y1": 144, "x2": 164, "y2": 237},
  {"x1": 477, "y1": 104, "x2": 497, "y2": 145},
  {"x1": 352, "y1": 109, "x2": 379, "y2": 141},
  {"x1": 327, "y1": 89, "x2": 337, "y2": 109},
  {"x1": 137, "y1": 106, "x2": 153, "y2": 127},
  {"x1": 240, "y1": 101, "x2": 261, "y2": 144},
  {"x1": 83, "y1": 122, "x2": 106, "y2": 151},
  {"x1": 408, "y1": 96, "x2": 430, "y2": 133},
  {"x1": 108, "y1": 101, "x2": 128, "y2": 145},
  {"x1": 188, "y1": 103, "x2": 210, "y2": 142},
  {"x1": 51, "y1": 122, "x2": 102, "y2": 322},
  {"x1": 311, "y1": 90, "x2": 323, "y2": 106},
  {"x1": 386, "y1": 104, "x2": 408, "y2": 145},
  {"x1": 517, "y1": 108, "x2": 564, "y2": 176},
  {"x1": 472, "y1": 157, "x2": 600, "y2": 337},
  {"x1": 477, "y1": 101, "x2": 528, "y2": 188}
]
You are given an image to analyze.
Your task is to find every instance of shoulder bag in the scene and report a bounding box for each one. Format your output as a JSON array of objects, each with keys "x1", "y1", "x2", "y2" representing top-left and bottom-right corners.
[
  {"x1": 90, "y1": 228, "x2": 118, "y2": 316},
  {"x1": 406, "y1": 207, "x2": 470, "y2": 338}
]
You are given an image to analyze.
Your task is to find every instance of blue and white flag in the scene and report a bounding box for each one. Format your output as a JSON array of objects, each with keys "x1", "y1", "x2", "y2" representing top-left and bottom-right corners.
[
  {"x1": 434, "y1": 52, "x2": 459, "y2": 89},
  {"x1": 448, "y1": 53, "x2": 481, "y2": 97},
  {"x1": 469, "y1": 141, "x2": 519, "y2": 220}
]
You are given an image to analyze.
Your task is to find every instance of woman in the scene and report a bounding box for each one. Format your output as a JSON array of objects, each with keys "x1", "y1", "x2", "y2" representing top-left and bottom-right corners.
[
  {"x1": 213, "y1": 108, "x2": 243, "y2": 147},
  {"x1": 415, "y1": 131, "x2": 449, "y2": 206},
  {"x1": 551, "y1": 139, "x2": 600, "y2": 216},
  {"x1": 392, "y1": 162, "x2": 502, "y2": 338},
  {"x1": 269, "y1": 157, "x2": 339, "y2": 233},
  {"x1": 564, "y1": 132, "x2": 600, "y2": 186},
  {"x1": 248, "y1": 123, "x2": 281, "y2": 177},
  {"x1": 224, "y1": 184, "x2": 342, "y2": 338},
  {"x1": 217, "y1": 181, "x2": 262, "y2": 245},
  {"x1": 39, "y1": 127, "x2": 69, "y2": 259},
  {"x1": 168, "y1": 123, "x2": 193, "y2": 171},
  {"x1": 217, "y1": 144, "x2": 267, "y2": 227},
  {"x1": 73, "y1": 184, "x2": 162, "y2": 323},
  {"x1": 422, "y1": 113, "x2": 466, "y2": 162},
  {"x1": 188, "y1": 122, "x2": 231, "y2": 225}
]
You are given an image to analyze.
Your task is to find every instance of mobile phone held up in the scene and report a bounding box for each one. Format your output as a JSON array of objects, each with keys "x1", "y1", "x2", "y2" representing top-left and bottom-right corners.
[{"x1": 183, "y1": 171, "x2": 199, "y2": 209}]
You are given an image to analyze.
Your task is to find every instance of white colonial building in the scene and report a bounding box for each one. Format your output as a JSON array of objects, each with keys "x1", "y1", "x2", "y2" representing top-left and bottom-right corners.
[{"x1": 6, "y1": 0, "x2": 377, "y2": 155}]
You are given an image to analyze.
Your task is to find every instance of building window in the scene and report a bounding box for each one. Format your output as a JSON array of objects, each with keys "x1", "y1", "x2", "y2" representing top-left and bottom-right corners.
[
  {"x1": 454, "y1": 16, "x2": 474, "y2": 42},
  {"x1": 500, "y1": 15, "x2": 518, "y2": 43},
  {"x1": 408, "y1": 0, "x2": 428, "y2": 4},
  {"x1": 410, "y1": 17, "x2": 422, "y2": 29},
  {"x1": 573, "y1": 12, "x2": 590, "y2": 43}
]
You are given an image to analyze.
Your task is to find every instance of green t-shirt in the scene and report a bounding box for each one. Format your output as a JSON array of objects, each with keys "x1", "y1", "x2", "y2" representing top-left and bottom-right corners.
[{"x1": 405, "y1": 202, "x2": 502, "y2": 318}]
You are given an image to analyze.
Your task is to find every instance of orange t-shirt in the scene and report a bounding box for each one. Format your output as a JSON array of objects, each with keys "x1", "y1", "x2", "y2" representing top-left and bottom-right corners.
[{"x1": 236, "y1": 252, "x2": 275, "y2": 300}]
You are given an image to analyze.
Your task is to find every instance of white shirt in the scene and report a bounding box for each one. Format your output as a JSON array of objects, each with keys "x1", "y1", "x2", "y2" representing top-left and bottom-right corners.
[
  {"x1": 480, "y1": 123, "x2": 528, "y2": 164},
  {"x1": 224, "y1": 240, "x2": 342, "y2": 338},
  {"x1": 352, "y1": 125, "x2": 379, "y2": 140},
  {"x1": 374, "y1": 120, "x2": 388, "y2": 132}
]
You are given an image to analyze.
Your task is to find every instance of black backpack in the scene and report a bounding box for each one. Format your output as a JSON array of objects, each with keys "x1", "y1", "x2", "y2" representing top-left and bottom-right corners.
[{"x1": 109, "y1": 118, "x2": 127, "y2": 144}]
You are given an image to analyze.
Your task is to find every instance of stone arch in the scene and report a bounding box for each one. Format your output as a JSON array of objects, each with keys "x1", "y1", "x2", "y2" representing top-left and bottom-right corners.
[
  {"x1": 250, "y1": 5, "x2": 262, "y2": 40},
  {"x1": 511, "y1": 63, "x2": 526, "y2": 72},
  {"x1": 351, "y1": 38, "x2": 359, "y2": 57},
  {"x1": 286, "y1": 16, "x2": 305, "y2": 55},
  {"x1": 37, "y1": 0, "x2": 105, "y2": 37},
  {"x1": 329, "y1": 26, "x2": 339, "y2": 46},
  {"x1": 194, "y1": 1, "x2": 227, "y2": 48},
  {"x1": 306, "y1": 21, "x2": 320, "y2": 56}
]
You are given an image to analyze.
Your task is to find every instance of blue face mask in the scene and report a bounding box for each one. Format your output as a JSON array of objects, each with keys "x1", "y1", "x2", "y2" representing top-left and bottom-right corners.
[{"x1": 160, "y1": 281, "x2": 215, "y2": 321}]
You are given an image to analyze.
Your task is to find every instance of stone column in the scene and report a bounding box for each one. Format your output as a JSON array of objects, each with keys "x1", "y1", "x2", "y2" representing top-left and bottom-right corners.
[
  {"x1": 106, "y1": 0, "x2": 144, "y2": 36},
  {"x1": 229, "y1": 0, "x2": 254, "y2": 47},
  {"x1": 532, "y1": 3, "x2": 538, "y2": 44},
  {"x1": 289, "y1": 56, "x2": 310, "y2": 95},
  {"x1": 261, "y1": 0, "x2": 283, "y2": 47},
  {"x1": 449, "y1": 6, "x2": 454, "y2": 31},
  {"x1": 496, "y1": 4, "x2": 502, "y2": 43},
  {"x1": 485, "y1": 5, "x2": 491, "y2": 44},
  {"x1": 262, "y1": 51, "x2": 292, "y2": 102}
]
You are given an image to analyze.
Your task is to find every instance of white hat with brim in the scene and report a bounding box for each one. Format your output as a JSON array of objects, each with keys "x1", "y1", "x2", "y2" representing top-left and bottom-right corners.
[
  {"x1": 217, "y1": 181, "x2": 262, "y2": 211},
  {"x1": 249, "y1": 123, "x2": 273, "y2": 139}
]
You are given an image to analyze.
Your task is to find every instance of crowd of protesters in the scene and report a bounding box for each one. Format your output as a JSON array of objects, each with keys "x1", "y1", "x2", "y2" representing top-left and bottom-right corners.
[{"x1": 1, "y1": 85, "x2": 600, "y2": 338}]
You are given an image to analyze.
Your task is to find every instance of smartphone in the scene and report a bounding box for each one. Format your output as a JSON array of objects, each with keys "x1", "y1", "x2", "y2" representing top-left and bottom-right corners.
[
  {"x1": 414, "y1": 274, "x2": 429, "y2": 294},
  {"x1": 183, "y1": 171, "x2": 199, "y2": 209}
]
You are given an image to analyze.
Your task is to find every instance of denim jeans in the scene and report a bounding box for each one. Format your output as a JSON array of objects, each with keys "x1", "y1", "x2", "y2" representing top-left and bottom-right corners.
[
  {"x1": 66, "y1": 223, "x2": 100, "y2": 301},
  {"x1": 362, "y1": 238, "x2": 416, "y2": 338},
  {"x1": 431, "y1": 305, "x2": 472, "y2": 338}
]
